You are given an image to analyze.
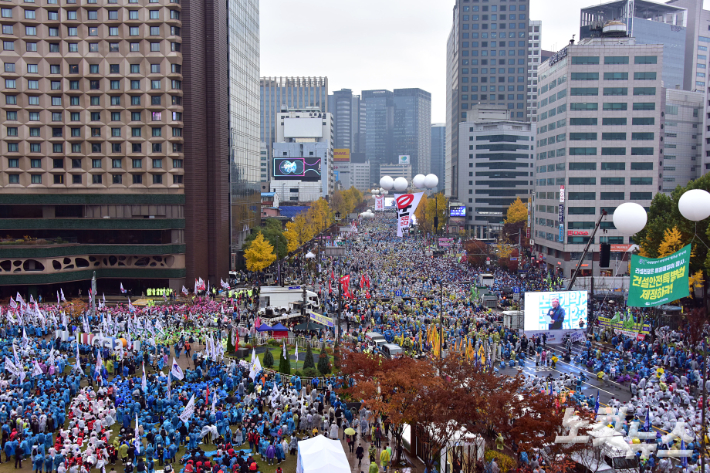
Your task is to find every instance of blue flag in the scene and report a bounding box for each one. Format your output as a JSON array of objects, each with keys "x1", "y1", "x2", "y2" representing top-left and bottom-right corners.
[
  {"x1": 594, "y1": 390, "x2": 600, "y2": 413},
  {"x1": 681, "y1": 439, "x2": 687, "y2": 467},
  {"x1": 644, "y1": 407, "x2": 650, "y2": 431}
]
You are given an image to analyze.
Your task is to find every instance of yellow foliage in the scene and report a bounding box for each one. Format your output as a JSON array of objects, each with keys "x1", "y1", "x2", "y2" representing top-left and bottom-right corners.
[
  {"x1": 414, "y1": 192, "x2": 448, "y2": 234},
  {"x1": 496, "y1": 241, "x2": 514, "y2": 259},
  {"x1": 505, "y1": 197, "x2": 528, "y2": 224},
  {"x1": 244, "y1": 232, "x2": 276, "y2": 272},
  {"x1": 658, "y1": 227, "x2": 685, "y2": 257},
  {"x1": 306, "y1": 198, "x2": 333, "y2": 234},
  {"x1": 284, "y1": 213, "x2": 314, "y2": 254},
  {"x1": 483, "y1": 451, "x2": 516, "y2": 472},
  {"x1": 689, "y1": 270, "x2": 705, "y2": 290}
]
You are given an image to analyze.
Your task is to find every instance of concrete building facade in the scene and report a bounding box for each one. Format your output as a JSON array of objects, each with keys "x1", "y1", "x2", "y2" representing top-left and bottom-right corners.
[
  {"x1": 431, "y1": 124, "x2": 446, "y2": 193},
  {"x1": 458, "y1": 106, "x2": 535, "y2": 240},
  {"x1": 662, "y1": 88, "x2": 703, "y2": 192},
  {"x1": 527, "y1": 20, "x2": 542, "y2": 122},
  {"x1": 532, "y1": 36, "x2": 664, "y2": 278},
  {"x1": 0, "y1": 0, "x2": 259, "y2": 294}
]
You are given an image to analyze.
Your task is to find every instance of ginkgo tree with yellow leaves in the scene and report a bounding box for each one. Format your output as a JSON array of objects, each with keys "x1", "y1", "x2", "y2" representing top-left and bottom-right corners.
[{"x1": 244, "y1": 232, "x2": 276, "y2": 272}]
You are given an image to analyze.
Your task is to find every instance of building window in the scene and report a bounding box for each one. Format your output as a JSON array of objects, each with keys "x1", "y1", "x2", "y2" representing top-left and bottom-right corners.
[
  {"x1": 150, "y1": 42, "x2": 160, "y2": 52},
  {"x1": 92, "y1": 174, "x2": 102, "y2": 184},
  {"x1": 8, "y1": 174, "x2": 19, "y2": 184},
  {"x1": 173, "y1": 174, "x2": 183, "y2": 184},
  {"x1": 172, "y1": 159, "x2": 183, "y2": 168},
  {"x1": 112, "y1": 159, "x2": 122, "y2": 168},
  {"x1": 152, "y1": 158, "x2": 162, "y2": 168},
  {"x1": 30, "y1": 174, "x2": 42, "y2": 184},
  {"x1": 72, "y1": 175, "x2": 82, "y2": 184},
  {"x1": 634, "y1": 56, "x2": 657, "y2": 64},
  {"x1": 132, "y1": 174, "x2": 142, "y2": 184},
  {"x1": 132, "y1": 159, "x2": 142, "y2": 168},
  {"x1": 53, "y1": 174, "x2": 64, "y2": 185},
  {"x1": 152, "y1": 174, "x2": 162, "y2": 184}
]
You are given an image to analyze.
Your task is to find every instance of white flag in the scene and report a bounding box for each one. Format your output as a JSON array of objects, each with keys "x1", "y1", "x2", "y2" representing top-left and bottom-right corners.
[
  {"x1": 295, "y1": 342, "x2": 299, "y2": 363},
  {"x1": 134, "y1": 414, "x2": 141, "y2": 453},
  {"x1": 283, "y1": 339, "x2": 287, "y2": 360},
  {"x1": 75, "y1": 341, "x2": 81, "y2": 372},
  {"x1": 211, "y1": 393, "x2": 217, "y2": 415},
  {"x1": 95, "y1": 351, "x2": 103, "y2": 375},
  {"x1": 60, "y1": 289, "x2": 66, "y2": 302},
  {"x1": 179, "y1": 394, "x2": 196, "y2": 423},
  {"x1": 182, "y1": 286, "x2": 189, "y2": 296},
  {"x1": 141, "y1": 362, "x2": 147, "y2": 392},
  {"x1": 4, "y1": 357, "x2": 18, "y2": 377},
  {"x1": 32, "y1": 361, "x2": 43, "y2": 377},
  {"x1": 170, "y1": 358, "x2": 184, "y2": 380},
  {"x1": 167, "y1": 372, "x2": 171, "y2": 399}
]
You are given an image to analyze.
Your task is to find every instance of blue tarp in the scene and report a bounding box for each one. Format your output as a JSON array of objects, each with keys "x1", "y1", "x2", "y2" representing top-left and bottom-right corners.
[
  {"x1": 270, "y1": 323, "x2": 289, "y2": 332},
  {"x1": 256, "y1": 323, "x2": 273, "y2": 332},
  {"x1": 279, "y1": 206, "x2": 309, "y2": 219}
]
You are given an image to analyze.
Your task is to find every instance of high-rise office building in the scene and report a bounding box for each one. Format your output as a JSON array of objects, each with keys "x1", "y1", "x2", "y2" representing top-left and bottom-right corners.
[
  {"x1": 527, "y1": 20, "x2": 542, "y2": 122},
  {"x1": 458, "y1": 106, "x2": 535, "y2": 239},
  {"x1": 580, "y1": 0, "x2": 687, "y2": 89},
  {"x1": 361, "y1": 89, "x2": 394, "y2": 185},
  {"x1": 532, "y1": 34, "x2": 663, "y2": 278},
  {"x1": 0, "y1": 0, "x2": 259, "y2": 295},
  {"x1": 662, "y1": 88, "x2": 703, "y2": 192},
  {"x1": 446, "y1": 0, "x2": 532, "y2": 200},
  {"x1": 260, "y1": 77, "x2": 328, "y2": 179},
  {"x1": 328, "y1": 88, "x2": 362, "y2": 154},
  {"x1": 431, "y1": 124, "x2": 446, "y2": 192},
  {"x1": 185, "y1": 0, "x2": 260, "y2": 279},
  {"x1": 393, "y1": 88, "x2": 432, "y2": 176}
]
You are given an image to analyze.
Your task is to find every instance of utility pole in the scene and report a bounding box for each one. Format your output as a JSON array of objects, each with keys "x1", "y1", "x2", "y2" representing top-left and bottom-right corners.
[{"x1": 440, "y1": 279, "x2": 444, "y2": 358}]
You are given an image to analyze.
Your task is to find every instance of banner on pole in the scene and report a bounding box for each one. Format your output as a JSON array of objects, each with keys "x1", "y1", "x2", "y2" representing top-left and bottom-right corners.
[
  {"x1": 628, "y1": 245, "x2": 690, "y2": 307},
  {"x1": 309, "y1": 310, "x2": 334, "y2": 328},
  {"x1": 394, "y1": 192, "x2": 424, "y2": 237}
]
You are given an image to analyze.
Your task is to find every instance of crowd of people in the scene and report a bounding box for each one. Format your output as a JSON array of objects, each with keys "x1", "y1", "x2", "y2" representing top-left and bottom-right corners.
[{"x1": 0, "y1": 212, "x2": 707, "y2": 473}]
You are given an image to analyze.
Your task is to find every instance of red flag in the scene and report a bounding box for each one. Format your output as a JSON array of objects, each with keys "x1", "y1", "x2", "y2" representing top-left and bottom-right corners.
[
  {"x1": 366, "y1": 291, "x2": 371, "y2": 300},
  {"x1": 328, "y1": 279, "x2": 332, "y2": 295},
  {"x1": 205, "y1": 385, "x2": 210, "y2": 404}
]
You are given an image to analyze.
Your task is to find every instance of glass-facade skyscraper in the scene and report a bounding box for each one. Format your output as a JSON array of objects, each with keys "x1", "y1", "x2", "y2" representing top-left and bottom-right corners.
[
  {"x1": 446, "y1": 0, "x2": 531, "y2": 199},
  {"x1": 228, "y1": 0, "x2": 261, "y2": 262},
  {"x1": 431, "y1": 124, "x2": 446, "y2": 193},
  {"x1": 393, "y1": 88, "x2": 432, "y2": 176}
]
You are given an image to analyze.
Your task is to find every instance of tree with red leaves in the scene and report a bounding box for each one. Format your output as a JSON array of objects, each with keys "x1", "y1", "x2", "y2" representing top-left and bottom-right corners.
[
  {"x1": 339, "y1": 349, "x2": 440, "y2": 464},
  {"x1": 464, "y1": 240, "x2": 492, "y2": 268}
]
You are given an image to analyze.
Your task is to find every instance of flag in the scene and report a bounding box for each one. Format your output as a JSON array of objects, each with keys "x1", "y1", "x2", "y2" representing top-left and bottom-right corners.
[
  {"x1": 141, "y1": 362, "x2": 147, "y2": 393},
  {"x1": 182, "y1": 286, "x2": 189, "y2": 296},
  {"x1": 282, "y1": 339, "x2": 287, "y2": 360},
  {"x1": 4, "y1": 357, "x2": 18, "y2": 377},
  {"x1": 134, "y1": 414, "x2": 141, "y2": 454},
  {"x1": 9, "y1": 298, "x2": 16, "y2": 309},
  {"x1": 32, "y1": 361, "x2": 43, "y2": 377},
  {"x1": 75, "y1": 341, "x2": 81, "y2": 373},
  {"x1": 166, "y1": 371, "x2": 171, "y2": 399},
  {"x1": 128, "y1": 298, "x2": 134, "y2": 312},
  {"x1": 211, "y1": 392, "x2": 217, "y2": 415},
  {"x1": 170, "y1": 358, "x2": 184, "y2": 380},
  {"x1": 179, "y1": 394, "x2": 196, "y2": 424},
  {"x1": 95, "y1": 351, "x2": 103, "y2": 375},
  {"x1": 681, "y1": 439, "x2": 688, "y2": 467},
  {"x1": 60, "y1": 289, "x2": 66, "y2": 302},
  {"x1": 221, "y1": 279, "x2": 229, "y2": 289},
  {"x1": 594, "y1": 390, "x2": 600, "y2": 413},
  {"x1": 57, "y1": 291, "x2": 60, "y2": 303},
  {"x1": 644, "y1": 407, "x2": 650, "y2": 431},
  {"x1": 120, "y1": 283, "x2": 127, "y2": 294},
  {"x1": 295, "y1": 342, "x2": 299, "y2": 363}
]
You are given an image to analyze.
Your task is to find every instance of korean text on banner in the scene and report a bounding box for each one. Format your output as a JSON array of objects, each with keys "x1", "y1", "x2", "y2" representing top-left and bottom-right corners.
[
  {"x1": 309, "y1": 310, "x2": 334, "y2": 328},
  {"x1": 394, "y1": 192, "x2": 424, "y2": 237},
  {"x1": 628, "y1": 244, "x2": 690, "y2": 307},
  {"x1": 375, "y1": 195, "x2": 384, "y2": 211}
]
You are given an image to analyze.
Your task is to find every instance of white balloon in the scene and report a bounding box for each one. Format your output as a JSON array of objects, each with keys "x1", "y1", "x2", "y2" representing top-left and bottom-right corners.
[
  {"x1": 412, "y1": 174, "x2": 426, "y2": 189},
  {"x1": 424, "y1": 174, "x2": 439, "y2": 189},
  {"x1": 613, "y1": 203, "x2": 647, "y2": 235},
  {"x1": 678, "y1": 189, "x2": 710, "y2": 222},
  {"x1": 393, "y1": 177, "x2": 409, "y2": 192},
  {"x1": 371, "y1": 189, "x2": 379, "y2": 195},
  {"x1": 380, "y1": 176, "x2": 394, "y2": 190}
]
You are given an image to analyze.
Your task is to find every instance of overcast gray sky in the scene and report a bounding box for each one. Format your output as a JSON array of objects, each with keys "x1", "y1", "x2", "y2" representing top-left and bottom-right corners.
[{"x1": 261, "y1": 0, "x2": 710, "y2": 123}]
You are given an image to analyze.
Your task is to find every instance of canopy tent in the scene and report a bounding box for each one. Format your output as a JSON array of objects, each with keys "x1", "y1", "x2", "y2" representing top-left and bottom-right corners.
[
  {"x1": 296, "y1": 435, "x2": 349, "y2": 473},
  {"x1": 270, "y1": 322, "x2": 290, "y2": 339},
  {"x1": 255, "y1": 324, "x2": 273, "y2": 332}
]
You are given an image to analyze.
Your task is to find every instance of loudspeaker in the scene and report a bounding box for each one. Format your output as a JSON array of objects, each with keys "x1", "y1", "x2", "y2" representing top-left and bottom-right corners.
[{"x1": 600, "y1": 243, "x2": 611, "y2": 268}]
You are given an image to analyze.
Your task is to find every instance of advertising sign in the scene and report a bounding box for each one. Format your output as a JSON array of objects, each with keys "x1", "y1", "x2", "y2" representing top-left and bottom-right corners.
[
  {"x1": 628, "y1": 245, "x2": 690, "y2": 307},
  {"x1": 559, "y1": 185, "x2": 565, "y2": 203},
  {"x1": 438, "y1": 238, "x2": 455, "y2": 247},
  {"x1": 450, "y1": 206, "x2": 466, "y2": 217},
  {"x1": 333, "y1": 149, "x2": 351, "y2": 162},
  {"x1": 559, "y1": 225, "x2": 564, "y2": 242},
  {"x1": 394, "y1": 192, "x2": 424, "y2": 237},
  {"x1": 558, "y1": 205, "x2": 564, "y2": 223},
  {"x1": 567, "y1": 230, "x2": 589, "y2": 236},
  {"x1": 523, "y1": 291, "x2": 588, "y2": 331},
  {"x1": 272, "y1": 157, "x2": 322, "y2": 181},
  {"x1": 398, "y1": 155, "x2": 411, "y2": 165}
]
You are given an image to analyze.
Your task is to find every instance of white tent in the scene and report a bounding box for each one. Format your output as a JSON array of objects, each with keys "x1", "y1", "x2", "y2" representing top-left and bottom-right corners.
[{"x1": 296, "y1": 435, "x2": 350, "y2": 473}]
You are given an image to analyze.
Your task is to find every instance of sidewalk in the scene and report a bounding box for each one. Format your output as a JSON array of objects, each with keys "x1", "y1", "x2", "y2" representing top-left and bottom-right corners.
[{"x1": 335, "y1": 431, "x2": 425, "y2": 473}]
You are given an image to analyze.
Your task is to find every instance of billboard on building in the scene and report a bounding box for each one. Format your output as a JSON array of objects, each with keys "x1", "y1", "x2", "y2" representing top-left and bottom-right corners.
[
  {"x1": 334, "y1": 149, "x2": 351, "y2": 162},
  {"x1": 283, "y1": 118, "x2": 323, "y2": 138},
  {"x1": 399, "y1": 155, "x2": 411, "y2": 165},
  {"x1": 272, "y1": 157, "x2": 322, "y2": 181}
]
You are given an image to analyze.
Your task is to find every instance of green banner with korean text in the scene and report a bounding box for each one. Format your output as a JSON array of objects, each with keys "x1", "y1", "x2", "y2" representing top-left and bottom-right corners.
[{"x1": 628, "y1": 244, "x2": 690, "y2": 307}]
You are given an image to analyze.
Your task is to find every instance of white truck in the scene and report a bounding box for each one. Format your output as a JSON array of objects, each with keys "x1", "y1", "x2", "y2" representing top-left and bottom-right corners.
[
  {"x1": 478, "y1": 273, "x2": 495, "y2": 288},
  {"x1": 258, "y1": 285, "x2": 320, "y2": 316}
]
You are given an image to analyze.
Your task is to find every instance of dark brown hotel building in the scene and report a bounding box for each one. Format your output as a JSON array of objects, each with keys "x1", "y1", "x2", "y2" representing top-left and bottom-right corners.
[{"x1": 0, "y1": 0, "x2": 260, "y2": 297}]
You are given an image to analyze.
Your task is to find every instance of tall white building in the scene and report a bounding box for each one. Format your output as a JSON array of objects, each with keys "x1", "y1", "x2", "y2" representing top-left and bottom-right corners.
[
  {"x1": 532, "y1": 31, "x2": 664, "y2": 278},
  {"x1": 458, "y1": 105, "x2": 535, "y2": 240},
  {"x1": 663, "y1": 88, "x2": 703, "y2": 192},
  {"x1": 270, "y1": 109, "x2": 334, "y2": 202},
  {"x1": 527, "y1": 20, "x2": 542, "y2": 122}
]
